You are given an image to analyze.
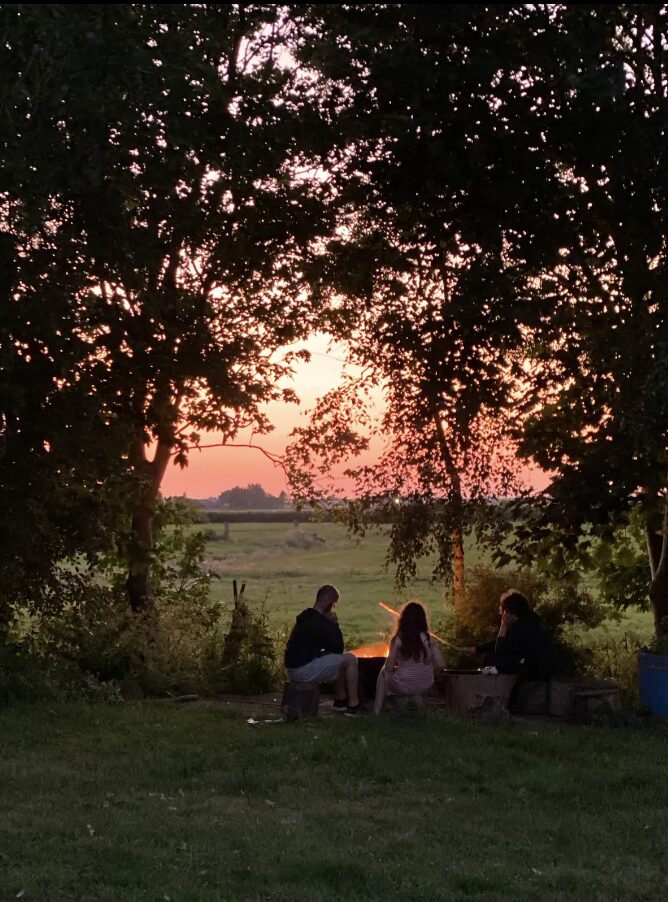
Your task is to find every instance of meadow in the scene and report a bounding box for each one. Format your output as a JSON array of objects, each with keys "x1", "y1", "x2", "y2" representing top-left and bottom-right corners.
[
  {"x1": 197, "y1": 520, "x2": 653, "y2": 648},
  {"x1": 0, "y1": 522, "x2": 659, "y2": 901}
]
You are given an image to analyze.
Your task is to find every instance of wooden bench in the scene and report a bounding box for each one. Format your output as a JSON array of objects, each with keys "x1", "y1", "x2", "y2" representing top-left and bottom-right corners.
[{"x1": 280, "y1": 680, "x2": 320, "y2": 721}]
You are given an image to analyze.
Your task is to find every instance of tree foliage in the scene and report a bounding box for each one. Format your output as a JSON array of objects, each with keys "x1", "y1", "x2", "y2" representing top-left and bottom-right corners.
[
  {"x1": 5, "y1": 2, "x2": 668, "y2": 645},
  {"x1": 502, "y1": 5, "x2": 668, "y2": 636},
  {"x1": 287, "y1": 5, "x2": 568, "y2": 602},
  {"x1": 0, "y1": 4, "x2": 339, "y2": 610},
  {"x1": 217, "y1": 483, "x2": 287, "y2": 510}
]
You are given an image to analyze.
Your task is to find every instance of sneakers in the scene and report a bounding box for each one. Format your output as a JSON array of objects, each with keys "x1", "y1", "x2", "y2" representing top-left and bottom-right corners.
[{"x1": 332, "y1": 700, "x2": 366, "y2": 716}]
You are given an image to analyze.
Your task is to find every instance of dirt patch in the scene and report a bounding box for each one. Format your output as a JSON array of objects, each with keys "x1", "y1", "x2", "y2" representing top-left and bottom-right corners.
[{"x1": 284, "y1": 529, "x2": 327, "y2": 550}]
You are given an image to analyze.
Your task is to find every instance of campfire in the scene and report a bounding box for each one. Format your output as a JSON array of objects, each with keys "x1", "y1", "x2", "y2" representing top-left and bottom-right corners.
[
  {"x1": 352, "y1": 641, "x2": 390, "y2": 659},
  {"x1": 350, "y1": 640, "x2": 389, "y2": 699}
]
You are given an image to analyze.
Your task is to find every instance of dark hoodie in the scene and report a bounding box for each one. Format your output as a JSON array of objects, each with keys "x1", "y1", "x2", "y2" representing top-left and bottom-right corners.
[
  {"x1": 476, "y1": 612, "x2": 550, "y2": 679},
  {"x1": 284, "y1": 608, "x2": 344, "y2": 669}
]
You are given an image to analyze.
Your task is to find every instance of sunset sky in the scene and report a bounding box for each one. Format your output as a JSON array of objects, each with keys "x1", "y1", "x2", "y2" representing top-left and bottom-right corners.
[
  {"x1": 160, "y1": 333, "x2": 548, "y2": 501},
  {"x1": 161, "y1": 334, "x2": 364, "y2": 499}
]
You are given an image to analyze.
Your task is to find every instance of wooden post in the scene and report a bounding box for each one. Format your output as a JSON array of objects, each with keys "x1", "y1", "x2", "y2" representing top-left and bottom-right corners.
[{"x1": 221, "y1": 579, "x2": 249, "y2": 668}]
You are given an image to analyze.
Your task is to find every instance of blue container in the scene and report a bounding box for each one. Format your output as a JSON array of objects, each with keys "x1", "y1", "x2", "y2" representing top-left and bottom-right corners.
[{"x1": 638, "y1": 652, "x2": 668, "y2": 717}]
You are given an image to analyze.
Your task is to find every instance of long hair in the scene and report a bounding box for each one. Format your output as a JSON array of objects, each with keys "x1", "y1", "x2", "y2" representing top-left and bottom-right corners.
[
  {"x1": 394, "y1": 601, "x2": 429, "y2": 661},
  {"x1": 500, "y1": 589, "x2": 533, "y2": 621}
]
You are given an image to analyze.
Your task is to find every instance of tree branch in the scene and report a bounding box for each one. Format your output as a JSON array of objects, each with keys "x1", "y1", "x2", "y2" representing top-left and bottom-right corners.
[{"x1": 174, "y1": 441, "x2": 286, "y2": 469}]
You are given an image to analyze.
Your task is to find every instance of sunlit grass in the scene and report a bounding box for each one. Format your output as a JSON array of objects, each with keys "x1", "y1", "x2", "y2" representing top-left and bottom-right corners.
[
  {"x1": 197, "y1": 521, "x2": 487, "y2": 639},
  {"x1": 194, "y1": 520, "x2": 654, "y2": 646}
]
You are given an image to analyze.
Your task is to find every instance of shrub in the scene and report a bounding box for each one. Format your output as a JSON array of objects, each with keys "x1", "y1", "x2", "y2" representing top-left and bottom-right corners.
[
  {"x1": 2, "y1": 501, "x2": 228, "y2": 698},
  {"x1": 205, "y1": 510, "x2": 317, "y2": 524},
  {"x1": 585, "y1": 633, "x2": 646, "y2": 700},
  {"x1": 202, "y1": 600, "x2": 284, "y2": 695},
  {"x1": 0, "y1": 645, "x2": 122, "y2": 705},
  {"x1": 1, "y1": 494, "x2": 295, "y2": 700}
]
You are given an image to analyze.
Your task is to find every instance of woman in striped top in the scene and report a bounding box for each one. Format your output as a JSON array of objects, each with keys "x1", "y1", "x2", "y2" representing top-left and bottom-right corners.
[{"x1": 373, "y1": 601, "x2": 445, "y2": 714}]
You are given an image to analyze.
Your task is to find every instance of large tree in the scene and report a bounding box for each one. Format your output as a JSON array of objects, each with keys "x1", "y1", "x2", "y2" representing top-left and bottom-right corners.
[
  {"x1": 0, "y1": 4, "x2": 340, "y2": 611},
  {"x1": 501, "y1": 5, "x2": 668, "y2": 638},
  {"x1": 288, "y1": 5, "x2": 567, "y2": 606}
]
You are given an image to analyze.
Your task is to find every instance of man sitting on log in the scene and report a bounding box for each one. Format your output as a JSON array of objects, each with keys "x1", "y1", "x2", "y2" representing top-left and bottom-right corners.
[{"x1": 284, "y1": 584, "x2": 363, "y2": 716}]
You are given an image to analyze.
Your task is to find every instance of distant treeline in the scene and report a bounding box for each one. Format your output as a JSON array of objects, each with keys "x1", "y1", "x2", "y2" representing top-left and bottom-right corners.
[{"x1": 201, "y1": 483, "x2": 289, "y2": 510}]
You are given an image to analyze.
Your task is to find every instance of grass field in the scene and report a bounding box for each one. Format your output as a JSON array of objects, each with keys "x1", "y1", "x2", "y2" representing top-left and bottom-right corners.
[
  {"x1": 1, "y1": 703, "x2": 667, "y2": 901},
  {"x1": 197, "y1": 521, "x2": 654, "y2": 646},
  {"x1": 199, "y1": 521, "x2": 490, "y2": 640}
]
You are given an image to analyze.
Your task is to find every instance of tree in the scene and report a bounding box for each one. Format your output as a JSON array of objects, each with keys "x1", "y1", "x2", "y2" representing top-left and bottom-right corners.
[
  {"x1": 288, "y1": 5, "x2": 566, "y2": 607},
  {"x1": 217, "y1": 483, "x2": 284, "y2": 509},
  {"x1": 498, "y1": 6, "x2": 668, "y2": 638},
  {"x1": 1, "y1": 4, "x2": 340, "y2": 611}
]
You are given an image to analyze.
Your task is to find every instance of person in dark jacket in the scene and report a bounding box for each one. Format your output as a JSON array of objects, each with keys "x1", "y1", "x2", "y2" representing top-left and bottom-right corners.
[
  {"x1": 470, "y1": 589, "x2": 550, "y2": 680},
  {"x1": 284, "y1": 584, "x2": 363, "y2": 715}
]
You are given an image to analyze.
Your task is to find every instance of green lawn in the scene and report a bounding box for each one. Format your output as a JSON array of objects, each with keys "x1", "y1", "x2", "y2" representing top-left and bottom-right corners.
[{"x1": 1, "y1": 704, "x2": 667, "y2": 901}]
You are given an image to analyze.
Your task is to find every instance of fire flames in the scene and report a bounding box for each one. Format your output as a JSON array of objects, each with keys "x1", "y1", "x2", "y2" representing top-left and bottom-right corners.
[{"x1": 352, "y1": 641, "x2": 390, "y2": 659}]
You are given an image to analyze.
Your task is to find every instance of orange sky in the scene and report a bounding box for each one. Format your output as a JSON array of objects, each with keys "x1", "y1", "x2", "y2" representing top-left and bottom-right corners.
[
  {"x1": 160, "y1": 334, "x2": 549, "y2": 500},
  {"x1": 161, "y1": 334, "x2": 361, "y2": 498}
]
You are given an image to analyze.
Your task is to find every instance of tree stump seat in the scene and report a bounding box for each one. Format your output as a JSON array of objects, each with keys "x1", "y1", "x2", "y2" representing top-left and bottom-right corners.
[
  {"x1": 573, "y1": 682, "x2": 622, "y2": 722},
  {"x1": 511, "y1": 680, "x2": 549, "y2": 715},
  {"x1": 281, "y1": 680, "x2": 320, "y2": 721},
  {"x1": 442, "y1": 672, "x2": 518, "y2": 716},
  {"x1": 388, "y1": 693, "x2": 428, "y2": 716},
  {"x1": 547, "y1": 679, "x2": 621, "y2": 720}
]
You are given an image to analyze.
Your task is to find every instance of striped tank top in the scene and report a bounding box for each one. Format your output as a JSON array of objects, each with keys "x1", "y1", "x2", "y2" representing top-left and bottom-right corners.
[{"x1": 388, "y1": 633, "x2": 435, "y2": 694}]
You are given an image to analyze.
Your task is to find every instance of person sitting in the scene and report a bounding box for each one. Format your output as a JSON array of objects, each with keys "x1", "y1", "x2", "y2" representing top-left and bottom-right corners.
[
  {"x1": 469, "y1": 589, "x2": 550, "y2": 680},
  {"x1": 284, "y1": 584, "x2": 364, "y2": 716},
  {"x1": 373, "y1": 601, "x2": 445, "y2": 715}
]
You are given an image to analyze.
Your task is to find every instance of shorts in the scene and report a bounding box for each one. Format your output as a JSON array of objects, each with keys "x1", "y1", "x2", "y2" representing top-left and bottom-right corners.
[{"x1": 287, "y1": 653, "x2": 344, "y2": 684}]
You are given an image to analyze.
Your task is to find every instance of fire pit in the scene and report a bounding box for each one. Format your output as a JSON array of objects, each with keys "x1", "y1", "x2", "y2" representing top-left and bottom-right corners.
[{"x1": 352, "y1": 642, "x2": 389, "y2": 701}]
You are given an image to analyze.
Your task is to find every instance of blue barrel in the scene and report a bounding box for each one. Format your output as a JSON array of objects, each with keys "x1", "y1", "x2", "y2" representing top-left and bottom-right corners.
[{"x1": 638, "y1": 652, "x2": 668, "y2": 717}]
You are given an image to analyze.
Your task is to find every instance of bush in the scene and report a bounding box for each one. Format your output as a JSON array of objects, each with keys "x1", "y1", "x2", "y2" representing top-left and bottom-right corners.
[
  {"x1": 585, "y1": 633, "x2": 646, "y2": 701},
  {"x1": 0, "y1": 645, "x2": 122, "y2": 705},
  {"x1": 3, "y1": 551, "x2": 286, "y2": 700},
  {"x1": 205, "y1": 510, "x2": 317, "y2": 524},
  {"x1": 1, "y1": 496, "x2": 294, "y2": 700},
  {"x1": 202, "y1": 600, "x2": 284, "y2": 695},
  {"x1": 4, "y1": 503, "x2": 218, "y2": 698}
]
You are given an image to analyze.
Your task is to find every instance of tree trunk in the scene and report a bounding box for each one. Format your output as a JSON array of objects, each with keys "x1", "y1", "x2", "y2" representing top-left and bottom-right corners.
[
  {"x1": 647, "y1": 498, "x2": 668, "y2": 638},
  {"x1": 429, "y1": 404, "x2": 466, "y2": 611},
  {"x1": 649, "y1": 570, "x2": 668, "y2": 638},
  {"x1": 126, "y1": 435, "x2": 174, "y2": 613},
  {"x1": 452, "y1": 526, "x2": 465, "y2": 613},
  {"x1": 126, "y1": 499, "x2": 155, "y2": 613}
]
